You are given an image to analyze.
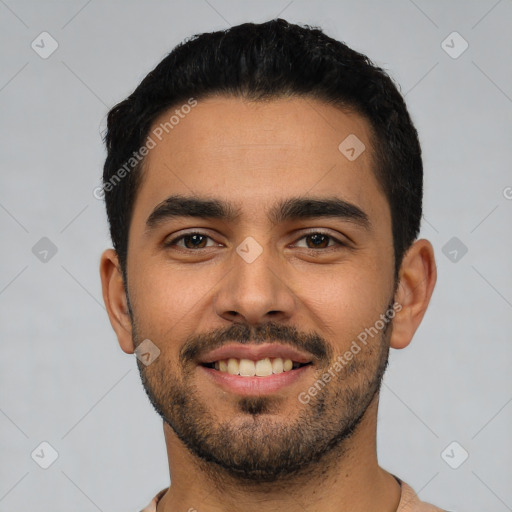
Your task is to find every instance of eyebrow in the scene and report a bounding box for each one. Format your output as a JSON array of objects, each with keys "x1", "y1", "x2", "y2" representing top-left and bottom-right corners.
[{"x1": 144, "y1": 194, "x2": 371, "y2": 234}]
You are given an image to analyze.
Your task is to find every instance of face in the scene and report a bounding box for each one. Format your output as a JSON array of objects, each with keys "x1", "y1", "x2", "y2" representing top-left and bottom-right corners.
[{"x1": 124, "y1": 96, "x2": 397, "y2": 481}]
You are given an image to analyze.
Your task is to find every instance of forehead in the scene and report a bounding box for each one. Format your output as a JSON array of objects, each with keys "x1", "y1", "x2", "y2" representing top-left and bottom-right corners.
[{"x1": 131, "y1": 95, "x2": 388, "y2": 230}]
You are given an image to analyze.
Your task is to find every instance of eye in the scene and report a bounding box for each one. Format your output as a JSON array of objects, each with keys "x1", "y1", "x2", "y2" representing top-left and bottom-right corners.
[
  {"x1": 293, "y1": 232, "x2": 345, "y2": 250},
  {"x1": 164, "y1": 232, "x2": 220, "y2": 250},
  {"x1": 164, "y1": 231, "x2": 346, "y2": 251}
]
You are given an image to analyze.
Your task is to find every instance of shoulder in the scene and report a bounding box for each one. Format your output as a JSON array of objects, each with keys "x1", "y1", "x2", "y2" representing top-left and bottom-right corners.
[
  {"x1": 139, "y1": 487, "x2": 168, "y2": 512},
  {"x1": 397, "y1": 479, "x2": 449, "y2": 512}
]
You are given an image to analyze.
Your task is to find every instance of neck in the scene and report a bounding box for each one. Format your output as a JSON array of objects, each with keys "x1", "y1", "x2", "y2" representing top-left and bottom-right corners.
[{"x1": 157, "y1": 395, "x2": 401, "y2": 512}]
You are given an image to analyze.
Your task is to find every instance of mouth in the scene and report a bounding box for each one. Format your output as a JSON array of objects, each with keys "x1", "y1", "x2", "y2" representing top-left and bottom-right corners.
[
  {"x1": 197, "y1": 343, "x2": 314, "y2": 395},
  {"x1": 200, "y1": 357, "x2": 312, "y2": 376}
]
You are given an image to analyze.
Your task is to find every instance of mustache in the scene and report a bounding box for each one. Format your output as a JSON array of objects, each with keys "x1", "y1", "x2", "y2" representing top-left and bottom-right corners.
[{"x1": 179, "y1": 321, "x2": 332, "y2": 366}]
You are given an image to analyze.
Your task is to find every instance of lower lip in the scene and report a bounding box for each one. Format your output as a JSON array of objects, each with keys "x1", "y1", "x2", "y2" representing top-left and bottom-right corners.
[{"x1": 199, "y1": 365, "x2": 312, "y2": 395}]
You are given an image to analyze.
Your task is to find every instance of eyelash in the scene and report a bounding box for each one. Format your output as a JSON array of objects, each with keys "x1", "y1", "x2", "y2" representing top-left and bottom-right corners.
[{"x1": 164, "y1": 231, "x2": 346, "y2": 251}]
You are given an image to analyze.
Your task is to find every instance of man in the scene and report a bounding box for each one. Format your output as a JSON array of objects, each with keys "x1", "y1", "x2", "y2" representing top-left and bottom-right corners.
[{"x1": 99, "y1": 19, "x2": 444, "y2": 511}]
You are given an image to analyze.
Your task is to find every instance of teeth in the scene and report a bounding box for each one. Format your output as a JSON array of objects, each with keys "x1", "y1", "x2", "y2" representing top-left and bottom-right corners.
[
  {"x1": 239, "y1": 359, "x2": 255, "y2": 376},
  {"x1": 227, "y1": 358, "x2": 239, "y2": 375},
  {"x1": 255, "y1": 358, "x2": 273, "y2": 376},
  {"x1": 272, "y1": 357, "x2": 284, "y2": 374},
  {"x1": 214, "y1": 357, "x2": 299, "y2": 377}
]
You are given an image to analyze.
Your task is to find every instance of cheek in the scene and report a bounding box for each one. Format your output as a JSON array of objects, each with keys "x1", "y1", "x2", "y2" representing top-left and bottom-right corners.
[
  {"x1": 296, "y1": 265, "x2": 391, "y2": 344},
  {"x1": 129, "y1": 261, "x2": 217, "y2": 337}
]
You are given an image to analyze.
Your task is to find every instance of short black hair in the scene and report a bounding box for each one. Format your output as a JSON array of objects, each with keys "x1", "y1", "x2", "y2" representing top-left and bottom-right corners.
[{"x1": 102, "y1": 18, "x2": 423, "y2": 283}]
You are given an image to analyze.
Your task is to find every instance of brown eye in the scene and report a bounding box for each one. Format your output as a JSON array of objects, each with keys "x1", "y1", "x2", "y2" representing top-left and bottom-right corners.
[
  {"x1": 165, "y1": 232, "x2": 217, "y2": 249},
  {"x1": 294, "y1": 232, "x2": 344, "y2": 250},
  {"x1": 304, "y1": 233, "x2": 330, "y2": 248},
  {"x1": 181, "y1": 234, "x2": 208, "y2": 249}
]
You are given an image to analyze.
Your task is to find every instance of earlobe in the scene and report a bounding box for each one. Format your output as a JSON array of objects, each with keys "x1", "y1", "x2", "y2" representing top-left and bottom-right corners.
[
  {"x1": 390, "y1": 239, "x2": 437, "y2": 350},
  {"x1": 99, "y1": 249, "x2": 135, "y2": 354}
]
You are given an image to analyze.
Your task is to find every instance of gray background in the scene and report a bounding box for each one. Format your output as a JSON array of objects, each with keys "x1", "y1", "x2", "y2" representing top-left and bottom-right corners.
[{"x1": 1, "y1": 0, "x2": 511, "y2": 510}]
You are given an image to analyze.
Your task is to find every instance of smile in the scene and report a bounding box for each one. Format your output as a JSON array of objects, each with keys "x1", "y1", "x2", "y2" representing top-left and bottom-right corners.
[{"x1": 201, "y1": 357, "x2": 311, "y2": 377}]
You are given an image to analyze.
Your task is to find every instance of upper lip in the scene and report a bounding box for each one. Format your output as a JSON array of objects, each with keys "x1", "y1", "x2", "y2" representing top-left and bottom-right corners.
[{"x1": 198, "y1": 343, "x2": 314, "y2": 365}]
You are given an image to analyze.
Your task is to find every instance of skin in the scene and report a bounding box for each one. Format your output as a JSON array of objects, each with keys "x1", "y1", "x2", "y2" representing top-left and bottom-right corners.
[{"x1": 100, "y1": 96, "x2": 436, "y2": 512}]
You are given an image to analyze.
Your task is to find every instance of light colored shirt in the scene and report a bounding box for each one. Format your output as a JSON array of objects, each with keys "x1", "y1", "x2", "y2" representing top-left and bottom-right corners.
[{"x1": 139, "y1": 477, "x2": 448, "y2": 511}]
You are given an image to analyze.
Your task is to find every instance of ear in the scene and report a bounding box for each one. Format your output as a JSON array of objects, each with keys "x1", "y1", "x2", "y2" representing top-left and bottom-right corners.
[
  {"x1": 99, "y1": 249, "x2": 135, "y2": 354},
  {"x1": 390, "y1": 239, "x2": 437, "y2": 350}
]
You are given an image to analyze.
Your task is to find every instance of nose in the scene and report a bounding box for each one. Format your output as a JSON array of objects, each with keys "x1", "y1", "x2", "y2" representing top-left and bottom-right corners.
[{"x1": 213, "y1": 241, "x2": 297, "y2": 326}]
